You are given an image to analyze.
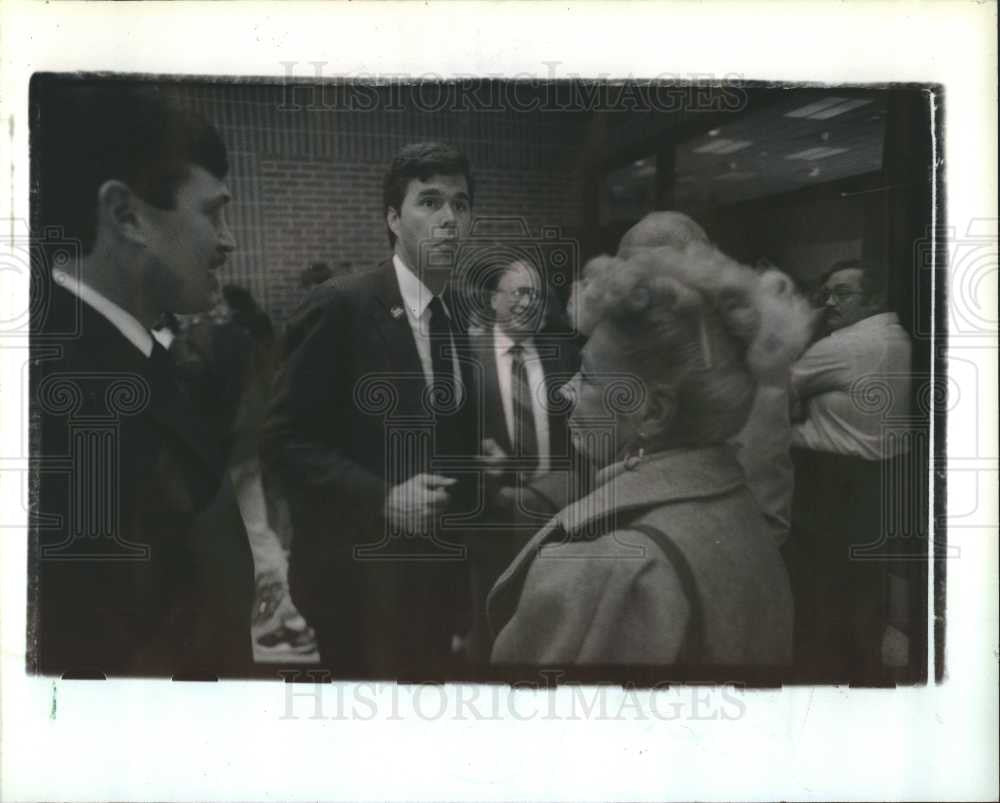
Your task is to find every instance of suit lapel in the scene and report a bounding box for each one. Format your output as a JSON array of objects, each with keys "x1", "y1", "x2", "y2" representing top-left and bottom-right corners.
[
  {"x1": 366, "y1": 260, "x2": 429, "y2": 420},
  {"x1": 369, "y1": 259, "x2": 423, "y2": 372},
  {"x1": 42, "y1": 283, "x2": 225, "y2": 507}
]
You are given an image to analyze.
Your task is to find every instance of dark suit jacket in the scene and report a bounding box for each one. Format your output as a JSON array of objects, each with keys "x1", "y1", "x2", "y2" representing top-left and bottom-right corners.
[
  {"x1": 462, "y1": 327, "x2": 579, "y2": 661},
  {"x1": 470, "y1": 327, "x2": 575, "y2": 475},
  {"x1": 262, "y1": 260, "x2": 478, "y2": 677},
  {"x1": 30, "y1": 283, "x2": 254, "y2": 677}
]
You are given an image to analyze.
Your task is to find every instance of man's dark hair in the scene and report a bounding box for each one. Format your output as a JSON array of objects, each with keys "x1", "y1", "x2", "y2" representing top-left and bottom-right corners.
[
  {"x1": 35, "y1": 78, "x2": 230, "y2": 255},
  {"x1": 823, "y1": 258, "x2": 887, "y2": 303},
  {"x1": 381, "y1": 142, "x2": 474, "y2": 248}
]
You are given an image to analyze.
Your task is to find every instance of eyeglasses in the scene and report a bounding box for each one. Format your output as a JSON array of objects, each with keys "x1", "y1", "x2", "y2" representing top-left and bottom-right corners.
[
  {"x1": 819, "y1": 287, "x2": 865, "y2": 304},
  {"x1": 502, "y1": 287, "x2": 541, "y2": 302}
]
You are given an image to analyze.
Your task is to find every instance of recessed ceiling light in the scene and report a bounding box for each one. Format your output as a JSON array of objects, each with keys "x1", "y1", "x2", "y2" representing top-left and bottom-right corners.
[
  {"x1": 785, "y1": 97, "x2": 873, "y2": 120},
  {"x1": 693, "y1": 138, "x2": 753, "y2": 155},
  {"x1": 785, "y1": 146, "x2": 850, "y2": 160},
  {"x1": 713, "y1": 171, "x2": 758, "y2": 182},
  {"x1": 708, "y1": 128, "x2": 721, "y2": 137},
  {"x1": 785, "y1": 97, "x2": 850, "y2": 118},
  {"x1": 809, "y1": 99, "x2": 873, "y2": 120}
]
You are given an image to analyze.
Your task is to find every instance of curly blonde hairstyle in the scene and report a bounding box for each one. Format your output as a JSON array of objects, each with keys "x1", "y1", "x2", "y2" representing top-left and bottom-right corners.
[{"x1": 572, "y1": 241, "x2": 815, "y2": 444}]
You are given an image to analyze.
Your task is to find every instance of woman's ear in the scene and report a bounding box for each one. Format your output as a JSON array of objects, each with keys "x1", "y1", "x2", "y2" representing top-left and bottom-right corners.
[
  {"x1": 640, "y1": 382, "x2": 677, "y2": 443},
  {"x1": 96, "y1": 180, "x2": 144, "y2": 247}
]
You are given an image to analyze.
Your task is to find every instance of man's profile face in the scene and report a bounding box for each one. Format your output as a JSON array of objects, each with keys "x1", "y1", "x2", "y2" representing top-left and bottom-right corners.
[
  {"x1": 820, "y1": 267, "x2": 880, "y2": 332},
  {"x1": 140, "y1": 165, "x2": 235, "y2": 314},
  {"x1": 387, "y1": 174, "x2": 472, "y2": 284},
  {"x1": 491, "y1": 261, "x2": 544, "y2": 341}
]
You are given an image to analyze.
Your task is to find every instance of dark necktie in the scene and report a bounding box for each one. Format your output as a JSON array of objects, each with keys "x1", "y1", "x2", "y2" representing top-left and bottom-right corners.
[
  {"x1": 149, "y1": 338, "x2": 179, "y2": 395},
  {"x1": 427, "y1": 295, "x2": 457, "y2": 412},
  {"x1": 509, "y1": 344, "x2": 539, "y2": 475}
]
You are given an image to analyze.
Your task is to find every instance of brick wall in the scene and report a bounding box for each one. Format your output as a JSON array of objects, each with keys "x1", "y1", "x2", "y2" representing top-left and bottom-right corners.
[{"x1": 167, "y1": 82, "x2": 592, "y2": 323}]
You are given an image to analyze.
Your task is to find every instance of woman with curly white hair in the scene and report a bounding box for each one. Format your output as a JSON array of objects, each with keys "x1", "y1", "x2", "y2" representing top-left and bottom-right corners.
[{"x1": 487, "y1": 240, "x2": 814, "y2": 666}]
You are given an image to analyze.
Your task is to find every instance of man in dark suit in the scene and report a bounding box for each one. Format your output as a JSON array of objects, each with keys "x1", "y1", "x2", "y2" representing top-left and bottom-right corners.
[
  {"x1": 465, "y1": 254, "x2": 577, "y2": 661},
  {"x1": 30, "y1": 81, "x2": 254, "y2": 677},
  {"x1": 263, "y1": 142, "x2": 479, "y2": 678}
]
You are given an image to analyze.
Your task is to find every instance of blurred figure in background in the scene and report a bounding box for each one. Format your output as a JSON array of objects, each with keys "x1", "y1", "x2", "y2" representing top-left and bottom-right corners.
[
  {"x1": 177, "y1": 284, "x2": 316, "y2": 660},
  {"x1": 788, "y1": 258, "x2": 912, "y2": 681},
  {"x1": 465, "y1": 252, "x2": 577, "y2": 662}
]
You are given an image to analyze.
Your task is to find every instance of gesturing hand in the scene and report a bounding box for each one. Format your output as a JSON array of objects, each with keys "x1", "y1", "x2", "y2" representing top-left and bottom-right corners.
[
  {"x1": 477, "y1": 437, "x2": 509, "y2": 479},
  {"x1": 384, "y1": 473, "x2": 457, "y2": 535}
]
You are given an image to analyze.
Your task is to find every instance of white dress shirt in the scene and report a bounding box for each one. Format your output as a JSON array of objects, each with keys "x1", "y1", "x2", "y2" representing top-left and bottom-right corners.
[
  {"x1": 791, "y1": 311, "x2": 912, "y2": 460},
  {"x1": 493, "y1": 325, "x2": 550, "y2": 475},
  {"x1": 392, "y1": 254, "x2": 462, "y2": 403},
  {"x1": 52, "y1": 268, "x2": 154, "y2": 358}
]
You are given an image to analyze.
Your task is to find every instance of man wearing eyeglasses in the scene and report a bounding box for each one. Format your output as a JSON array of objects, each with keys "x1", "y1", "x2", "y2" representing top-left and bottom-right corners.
[
  {"x1": 787, "y1": 258, "x2": 912, "y2": 683},
  {"x1": 791, "y1": 259, "x2": 912, "y2": 457},
  {"x1": 464, "y1": 255, "x2": 575, "y2": 661}
]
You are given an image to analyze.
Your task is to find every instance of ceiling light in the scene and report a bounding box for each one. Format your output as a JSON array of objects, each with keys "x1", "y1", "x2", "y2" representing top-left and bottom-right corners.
[
  {"x1": 708, "y1": 128, "x2": 721, "y2": 137},
  {"x1": 785, "y1": 97, "x2": 850, "y2": 118},
  {"x1": 785, "y1": 146, "x2": 850, "y2": 160},
  {"x1": 785, "y1": 97, "x2": 873, "y2": 120},
  {"x1": 693, "y1": 138, "x2": 752, "y2": 155},
  {"x1": 713, "y1": 171, "x2": 758, "y2": 181},
  {"x1": 808, "y1": 166, "x2": 822, "y2": 178},
  {"x1": 809, "y1": 99, "x2": 873, "y2": 120}
]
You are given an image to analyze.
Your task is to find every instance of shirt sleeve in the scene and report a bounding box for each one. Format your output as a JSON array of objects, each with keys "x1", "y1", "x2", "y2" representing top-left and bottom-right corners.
[{"x1": 790, "y1": 333, "x2": 856, "y2": 402}]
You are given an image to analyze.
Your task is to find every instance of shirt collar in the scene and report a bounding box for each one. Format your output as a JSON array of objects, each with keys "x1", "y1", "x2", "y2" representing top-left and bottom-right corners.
[
  {"x1": 53, "y1": 268, "x2": 154, "y2": 358},
  {"x1": 493, "y1": 325, "x2": 533, "y2": 355},
  {"x1": 392, "y1": 253, "x2": 452, "y2": 320}
]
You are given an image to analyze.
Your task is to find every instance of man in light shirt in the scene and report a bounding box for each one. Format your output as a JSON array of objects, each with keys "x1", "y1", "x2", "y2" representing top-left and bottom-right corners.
[
  {"x1": 264, "y1": 142, "x2": 478, "y2": 677},
  {"x1": 788, "y1": 258, "x2": 913, "y2": 682},
  {"x1": 31, "y1": 81, "x2": 253, "y2": 677},
  {"x1": 465, "y1": 255, "x2": 576, "y2": 661},
  {"x1": 791, "y1": 259, "x2": 912, "y2": 459}
]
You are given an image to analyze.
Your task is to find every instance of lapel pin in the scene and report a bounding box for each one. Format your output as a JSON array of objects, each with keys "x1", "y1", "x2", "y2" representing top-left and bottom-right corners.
[{"x1": 390, "y1": 305, "x2": 405, "y2": 319}]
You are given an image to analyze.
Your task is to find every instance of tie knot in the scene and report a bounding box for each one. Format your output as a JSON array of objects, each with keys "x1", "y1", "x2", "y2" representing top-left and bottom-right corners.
[
  {"x1": 428, "y1": 295, "x2": 446, "y2": 317},
  {"x1": 427, "y1": 295, "x2": 453, "y2": 334}
]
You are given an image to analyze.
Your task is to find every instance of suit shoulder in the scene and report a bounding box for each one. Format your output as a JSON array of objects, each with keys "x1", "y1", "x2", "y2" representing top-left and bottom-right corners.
[{"x1": 287, "y1": 266, "x2": 384, "y2": 326}]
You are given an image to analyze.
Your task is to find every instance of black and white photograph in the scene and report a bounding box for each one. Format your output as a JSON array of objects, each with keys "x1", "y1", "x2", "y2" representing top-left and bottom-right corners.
[
  {"x1": 26, "y1": 75, "x2": 939, "y2": 686},
  {"x1": 1, "y1": 2, "x2": 996, "y2": 801}
]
